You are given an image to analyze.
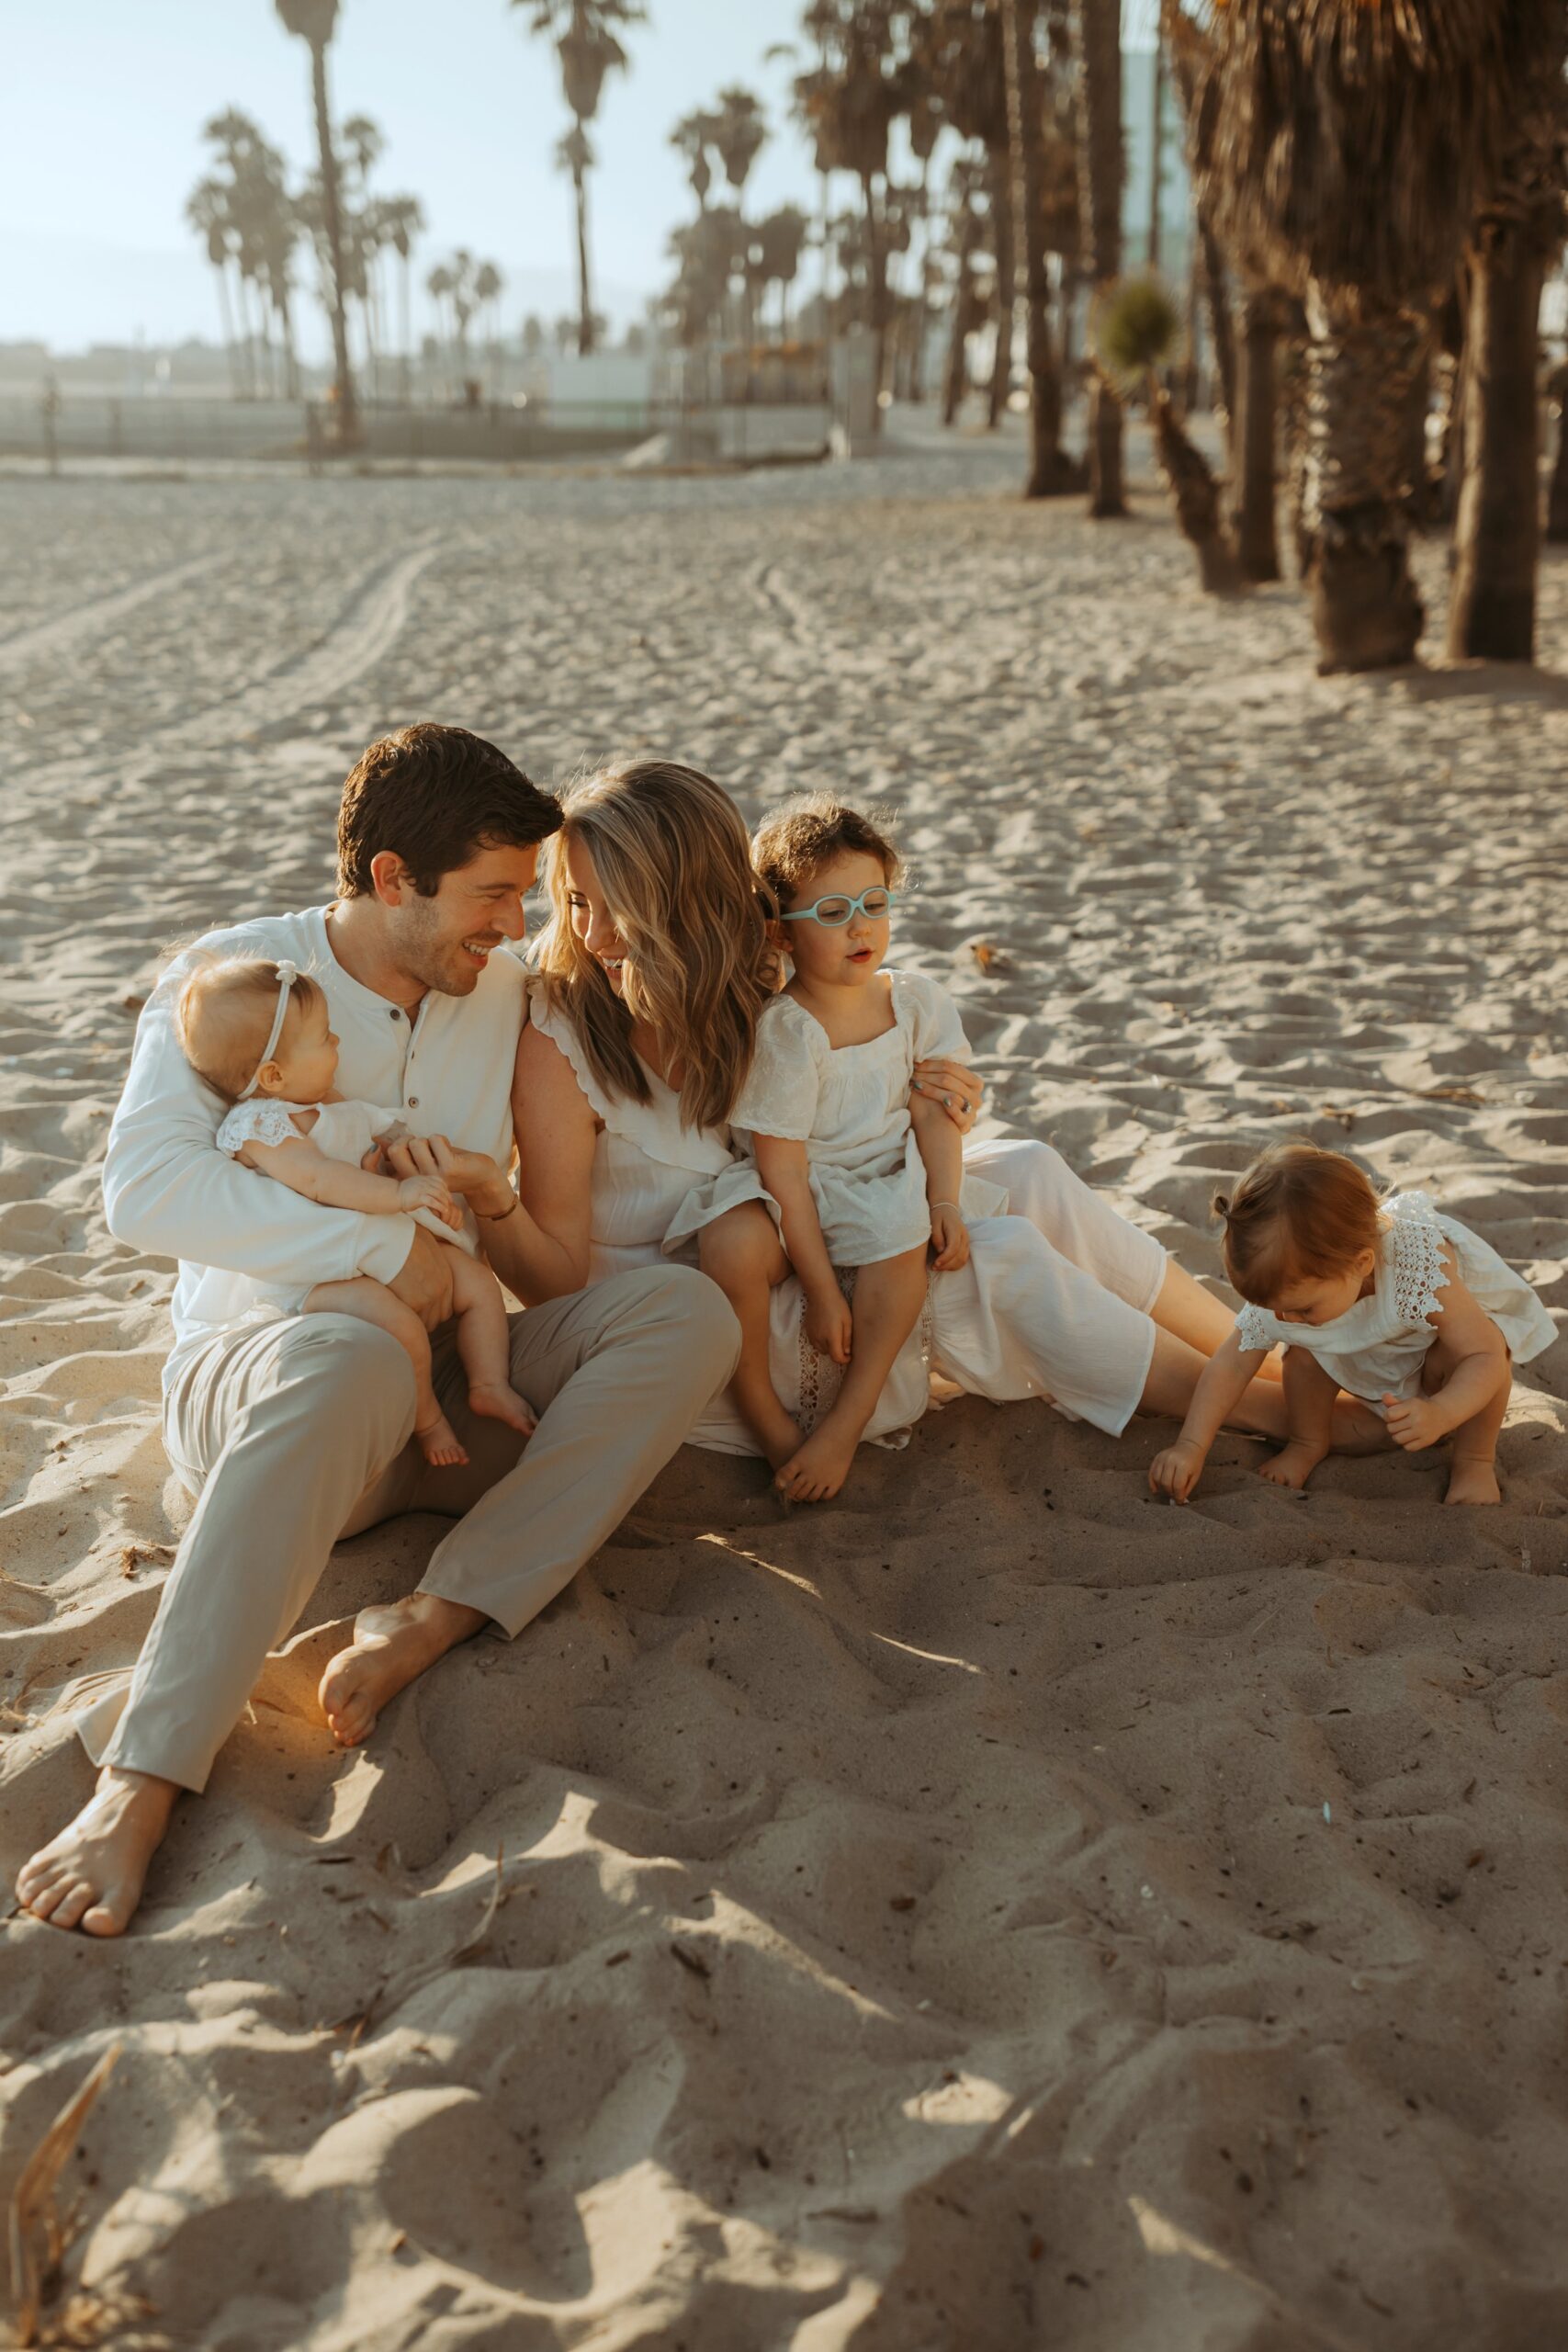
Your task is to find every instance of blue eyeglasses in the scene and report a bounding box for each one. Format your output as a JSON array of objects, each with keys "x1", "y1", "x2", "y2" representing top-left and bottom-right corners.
[{"x1": 780, "y1": 887, "x2": 898, "y2": 928}]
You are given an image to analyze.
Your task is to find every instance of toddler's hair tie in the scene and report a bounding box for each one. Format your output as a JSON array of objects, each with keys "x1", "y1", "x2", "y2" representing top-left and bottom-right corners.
[{"x1": 238, "y1": 960, "x2": 301, "y2": 1100}]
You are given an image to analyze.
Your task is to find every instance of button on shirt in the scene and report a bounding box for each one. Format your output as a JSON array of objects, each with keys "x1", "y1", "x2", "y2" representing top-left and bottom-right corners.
[{"x1": 103, "y1": 905, "x2": 525, "y2": 1389}]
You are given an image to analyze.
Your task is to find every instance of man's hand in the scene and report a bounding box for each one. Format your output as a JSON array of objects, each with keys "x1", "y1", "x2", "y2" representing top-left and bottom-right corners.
[
  {"x1": 1149, "y1": 1438, "x2": 1205, "y2": 1502},
  {"x1": 398, "y1": 1173, "x2": 460, "y2": 1229},
  {"x1": 805, "y1": 1283, "x2": 853, "y2": 1366},
  {"x1": 384, "y1": 1134, "x2": 512, "y2": 1216},
  {"x1": 1383, "y1": 1393, "x2": 1444, "y2": 1451},
  {"x1": 931, "y1": 1202, "x2": 970, "y2": 1272}
]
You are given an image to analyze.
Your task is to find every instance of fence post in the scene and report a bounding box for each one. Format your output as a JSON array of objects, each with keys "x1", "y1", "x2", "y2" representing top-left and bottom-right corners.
[
  {"x1": 108, "y1": 398, "x2": 123, "y2": 458},
  {"x1": 305, "y1": 400, "x2": 324, "y2": 475},
  {"x1": 40, "y1": 375, "x2": 60, "y2": 476}
]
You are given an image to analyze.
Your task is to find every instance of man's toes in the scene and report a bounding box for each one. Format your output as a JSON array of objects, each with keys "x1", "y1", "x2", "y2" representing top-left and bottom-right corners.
[
  {"x1": 49, "y1": 1881, "x2": 98, "y2": 1932},
  {"x1": 23, "y1": 1872, "x2": 70, "y2": 1921}
]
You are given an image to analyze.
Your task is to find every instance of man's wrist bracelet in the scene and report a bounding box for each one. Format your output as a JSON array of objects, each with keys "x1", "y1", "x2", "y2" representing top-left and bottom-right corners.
[{"x1": 477, "y1": 1194, "x2": 520, "y2": 1223}]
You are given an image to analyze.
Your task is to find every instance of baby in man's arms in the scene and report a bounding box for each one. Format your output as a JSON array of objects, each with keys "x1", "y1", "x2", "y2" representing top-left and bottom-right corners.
[{"x1": 176, "y1": 955, "x2": 535, "y2": 1466}]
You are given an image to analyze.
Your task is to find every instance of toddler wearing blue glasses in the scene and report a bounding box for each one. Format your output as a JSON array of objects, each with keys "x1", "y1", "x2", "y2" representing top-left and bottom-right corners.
[{"x1": 667, "y1": 797, "x2": 1005, "y2": 1502}]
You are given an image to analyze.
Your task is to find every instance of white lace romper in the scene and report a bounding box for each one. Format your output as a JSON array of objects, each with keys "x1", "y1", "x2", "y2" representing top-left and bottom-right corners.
[
  {"x1": 216, "y1": 1096, "x2": 472, "y2": 1314},
  {"x1": 1233, "y1": 1189, "x2": 1555, "y2": 1411},
  {"x1": 666, "y1": 969, "x2": 1008, "y2": 1267}
]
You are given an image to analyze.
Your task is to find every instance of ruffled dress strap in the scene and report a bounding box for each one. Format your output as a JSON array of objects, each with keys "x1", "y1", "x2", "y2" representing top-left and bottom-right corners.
[
  {"x1": 526, "y1": 979, "x2": 732, "y2": 1178},
  {"x1": 1383, "y1": 1193, "x2": 1450, "y2": 1329},
  {"x1": 216, "y1": 1098, "x2": 301, "y2": 1156}
]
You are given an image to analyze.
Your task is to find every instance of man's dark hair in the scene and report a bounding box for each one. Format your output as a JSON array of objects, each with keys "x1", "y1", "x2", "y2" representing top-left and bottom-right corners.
[{"x1": 336, "y1": 723, "x2": 562, "y2": 898}]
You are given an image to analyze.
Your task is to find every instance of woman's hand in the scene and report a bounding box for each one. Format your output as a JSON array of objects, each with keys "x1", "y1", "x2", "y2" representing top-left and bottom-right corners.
[
  {"x1": 930, "y1": 1203, "x2": 970, "y2": 1272},
  {"x1": 384, "y1": 1134, "x2": 513, "y2": 1218},
  {"x1": 911, "y1": 1057, "x2": 984, "y2": 1135},
  {"x1": 1149, "y1": 1438, "x2": 1205, "y2": 1503},
  {"x1": 805, "y1": 1283, "x2": 853, "y2": 1366}
]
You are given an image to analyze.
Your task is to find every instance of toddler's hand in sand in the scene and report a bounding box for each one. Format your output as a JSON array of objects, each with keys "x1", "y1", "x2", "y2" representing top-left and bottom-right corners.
[
  {"x1": 930, "y1": 1203, "x2": 970, "y2": 1272},
  {"x1": 399, "y1": 1173, "x2": 459, "y2": 1227},
  {"x1": 1383, "y1": 1393, "x2": 1443, "y2": 1451},
  {"x1": 1149, "y1": 1438, "x2": 1204, "y2": 1502},
  {"x1": 805, "y1": 1284, "x2": 853, "y2": 1366}
]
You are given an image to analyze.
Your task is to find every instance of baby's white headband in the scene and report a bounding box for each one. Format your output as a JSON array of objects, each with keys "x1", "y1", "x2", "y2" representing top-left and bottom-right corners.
[{"x1": 238, "y1": 960, "x2": 301, "y2": 1100}]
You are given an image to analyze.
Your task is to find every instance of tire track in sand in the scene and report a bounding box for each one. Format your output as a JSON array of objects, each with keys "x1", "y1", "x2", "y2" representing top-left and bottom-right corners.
[{"x1": 0, "y1": 555, "x2": 220, "y2": 673}]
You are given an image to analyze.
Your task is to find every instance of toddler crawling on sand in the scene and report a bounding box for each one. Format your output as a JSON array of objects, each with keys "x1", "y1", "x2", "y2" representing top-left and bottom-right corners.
[
  {"x1": 1150, "y1": 1142, "x2": 1553, "y2": 1508},
  {"x1": 176, "y1": 955, "x2": 535, "y2": 1467}
]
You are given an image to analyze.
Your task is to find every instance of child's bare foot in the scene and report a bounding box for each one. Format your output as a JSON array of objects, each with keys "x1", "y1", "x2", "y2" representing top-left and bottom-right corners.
[
  {"x1": 1259, "y1": 1439, "x2": 1328, "y2": 1492},
  {"x1": 417, "y1": 1411, "x2": 468, "y2": 1467},
  {"x1": 752, "y1": 1397, "x2": 806, "y2": 1474},
  {"x1": 15, "y1": 1768, "x2": 179, "y2": 1938},
  {"x1": 468, "y1": 1383, "x2": 537, "y2": 1439},
  {"x1": 776, "y1": 1418, "x2": 859, "y2": 1503},
  {"x1": 318, "y1": 1593, "x2": 488, "y2": 1747},
  {"x1": 1445, "y1": 1454, "x2": 1502, "y2": 1507}
]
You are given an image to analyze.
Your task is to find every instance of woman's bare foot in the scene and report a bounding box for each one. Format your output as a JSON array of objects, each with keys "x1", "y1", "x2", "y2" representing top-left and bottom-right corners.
[
  {"x1": 416, "y1": 1411, "x2": 468, "y2": 1468},
  {"x1": 1445, "y1": 1454, "x2": 1502, "y2": 1507},
  {"x1": 468, "y1": 1383, "x2": 537, "y2": 1439},
  {"x1": 15, "y1": 1768, "x2": 180, "y2": 1938},
  {"x1": 318, "y1": 1593, "x2": 488, "y2": 1747},
  {"x1": 1259, "y1": 1439, "x2": 1328, "y2": 1492},
  {"x1": 776, "y1": 1416, "x2": 860, "y2": 1503}
]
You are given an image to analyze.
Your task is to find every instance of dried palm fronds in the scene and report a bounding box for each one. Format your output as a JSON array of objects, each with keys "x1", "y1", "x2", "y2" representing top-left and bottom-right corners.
[{"x1": 7, "y1": 2046, "x2": 121, "y2": 2347}]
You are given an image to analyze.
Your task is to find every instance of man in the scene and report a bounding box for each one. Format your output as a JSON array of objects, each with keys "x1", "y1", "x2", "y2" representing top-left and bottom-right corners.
[{"x1": 16, "y1": 724, "x2": 739, "y2": 1937}]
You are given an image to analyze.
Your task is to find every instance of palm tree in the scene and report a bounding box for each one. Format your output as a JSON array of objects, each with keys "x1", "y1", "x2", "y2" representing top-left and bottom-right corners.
[
  {"x1": 795, "y1": 0, "x2": 905, "y2": 418},
  {"x1": 758, "y1": 204, "x2": 810, "y2": 337},
  {"x1": 1001, "y1": 0, "x2": 1080, "y2": 494},
  {"x1": 1096, "y1": 276, "x2": 1241, "y2": 591},
  {"x1": 940, "y1": 154, "x2": 987, "y2": 424},
  {"x1": 1074, "y1": 0, "x2": 1126, "y2": 517},
  {"x1": 474, "y1": 259, "x2": 505, "y2": 394},
  {"x1": 381, "y1": 194, "x2": 424, "y2": 401},
  {"x1": 514, "y1": 0, "x2": 646, "y2": 356},
  {"x1": 1183, "y1": 0, "x2": 1556, "y2": 673},
  {"x1": 426, "y1": 260, "x2": 457, "y2": 393},
  {"x1": 713, "y1": 85, "x2": 768, "y2": 206},
  {"x1": 671, "y1": 108, "x2": 719, "y2": 212},
  {"x1": 1446, "y1": 48, "x2": 1567, "y2": 661},
  {"x1": 275, "y1": 0, "x2": 357, "y2": 441},
  {"x1": 908, "y1": 0, "x2": 1014, "y2": 430}
]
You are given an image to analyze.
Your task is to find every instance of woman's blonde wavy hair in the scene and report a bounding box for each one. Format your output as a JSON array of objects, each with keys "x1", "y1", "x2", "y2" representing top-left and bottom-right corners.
[{"x1": 531, "y1": 758, "x2": 775, "y2": 1131}]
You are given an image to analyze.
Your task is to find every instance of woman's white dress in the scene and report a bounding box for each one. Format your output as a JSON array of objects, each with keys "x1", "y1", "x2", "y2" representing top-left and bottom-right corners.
[
  {"x1": 1233, "y1": 1189, "x2": 1554, "y2": 1408},
  {"x1": 526, "y1": 988, "x2": 1168, "y2": 1454},
  {"x1": 666, "y1": 971, "x2": 1007, "y2": 1265}
]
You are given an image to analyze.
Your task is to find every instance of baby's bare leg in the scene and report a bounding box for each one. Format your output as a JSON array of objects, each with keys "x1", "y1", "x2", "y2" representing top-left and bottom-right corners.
[
  {"x1": 446, "y1": 1249, "x2": 536, "y2": 1439},
  {"x1": 778, "y1": 1245, "x2": 928, "y2": 1504},
  {"x1": 1423, "y1": 1336, "x2": 1509, "y2": 1507},
  {"x1": 1258, "y1": 1345, "x2": 1337, "y2": 1491},
  {"x1": 698, "y1": 1204, "x2": 801, "y2": 1469},
  {"x1": 304, "y1": 1278, "x2": 467, "y2": 1467}
]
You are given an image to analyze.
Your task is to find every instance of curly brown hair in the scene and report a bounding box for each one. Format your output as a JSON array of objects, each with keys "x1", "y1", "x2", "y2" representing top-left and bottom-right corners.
[{"x1": 750, "y1": 795, "x2": 904, "y2": 914}]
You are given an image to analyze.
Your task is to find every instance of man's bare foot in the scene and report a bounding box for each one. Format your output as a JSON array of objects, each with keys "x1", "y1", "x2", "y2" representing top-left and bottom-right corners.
[
  {"x1": 1259, "y1": 1439, "x2": 1327, "y2": 1492},
  {"x1": 416, "y1": 1411, "x2": 468, "y2": 1468},
  {"x1": 15, "y1": 1768, "x2": 179, "y2": 1938},
  {"x1": 1445, "y1": 1455, "x2": 1502, "y2": 1507},
  {"x1": 468, "y1": 1383, "x2": 537, "y2": 1439},
  {"x1": 318, "y1": 1592, "x2": 488, "y2": 1747},
  {"x1": 1330, "y1": 1396, "x2": 1389, "y2": 1455},
  {"x1": 776, "y1": 1417, "x2": 860, "y2": 1504}
]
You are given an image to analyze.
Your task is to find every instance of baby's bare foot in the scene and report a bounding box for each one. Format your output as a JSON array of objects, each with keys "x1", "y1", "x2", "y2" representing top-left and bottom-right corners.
[
  {"x1": 1259, "y1": 1439, "x2": 1327, "y2": 1492},
  {"x1": 417, "y1": 1412, "x2": 468, "y2": 1467},
  {"x1": 318, "y1": 1594, "x2": 487, "y2": 1747},
  {"x1": 468, "y1": 1383, "x2": 537, "y2": 1439},
  {"x1": 15, "y1": 1768, "x2": 179, "y2": 1938},
  {"x1": 1445, "y1": 1455, "x2": 1502, "y2": 1507},
  {"x1": 776, "y1": 1419, "x2": 860, "y2": 1504}
]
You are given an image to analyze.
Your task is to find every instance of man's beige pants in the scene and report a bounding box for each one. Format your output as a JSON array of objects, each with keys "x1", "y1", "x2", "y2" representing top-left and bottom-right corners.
[{"x1": 77, "y1": 1266, "x2": 739, "y2": 1792}]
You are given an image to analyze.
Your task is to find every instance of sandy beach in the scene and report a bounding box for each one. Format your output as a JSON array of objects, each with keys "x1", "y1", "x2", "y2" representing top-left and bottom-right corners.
[{"x1": 3, "y1": 428, "x2": 1568, "y2": 2349}]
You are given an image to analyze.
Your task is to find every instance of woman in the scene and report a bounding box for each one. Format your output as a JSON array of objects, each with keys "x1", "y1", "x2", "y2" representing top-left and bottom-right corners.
[{"x1": 501, "y1": 758, "x2": 1309, "y2": 1459}]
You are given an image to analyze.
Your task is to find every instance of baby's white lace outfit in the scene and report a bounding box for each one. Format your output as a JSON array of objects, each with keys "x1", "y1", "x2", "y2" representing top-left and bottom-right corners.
[
  {"x1": 216, "y1": 1096, "x2": 472, "y2": 1314},
  {"x1": 1233, "y1": 1189, "x2": 1554, "y2": 1409},
  {"x1": 666, "y1": 969, "x2": 1008, "y2": 1266}
]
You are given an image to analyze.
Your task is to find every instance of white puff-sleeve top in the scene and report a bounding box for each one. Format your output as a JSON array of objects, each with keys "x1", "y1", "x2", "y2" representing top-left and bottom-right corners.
[
  {"x1": 1233, "y1": 1189, "x2": 1554, "y2": 1408},
  {"x1": 668, "y1": 969, "x2": 1007, "y2": 1269}
]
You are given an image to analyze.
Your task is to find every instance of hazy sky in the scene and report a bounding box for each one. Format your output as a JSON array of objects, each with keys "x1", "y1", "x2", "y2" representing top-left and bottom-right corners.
[{"x1": 1, "y1": 0, "x2": 821, "y2": 354}]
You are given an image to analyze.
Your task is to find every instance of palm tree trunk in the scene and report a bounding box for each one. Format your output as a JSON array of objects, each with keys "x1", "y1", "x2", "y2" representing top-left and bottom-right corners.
[
  {"x1": 1447, "y1": 222, "x2": 1544, "y2": 662},
  {"x1": 1235, "y1": 288, "x2": 1280, "y2": 582},
  {"x1": 1076, "y1": 0, "x2": 1125, "y2": 516},
  {"x1": 573, "y1": 157, "x2": 595, "y2": 356},
  {"x1": 1547, "y1": 364, "x2": 1568, "y2": 541},
  {"x1": 1153, "y1": 386, "x2": 1242, "y2": 593},
  {"x1": 309, "y1": 36, "x2": 358, "y2": 442},
  {"x1": 1002, "y1": 0, "x2": 1078, "y2": 496},
  {"x1": 211, "y1": 266, "x2": 240, "y2": 399},
  {"x1": 1301, "y1": 289, "x2": 1426, "y2": 673},
  {"x1": 278, "y1": 289, "x2": 300, "y2": 401},
  {"x1": 400, "y1": 258, "x2": 412, "y2": 404},
  {"x1": 862, "y1": 171, "x2": 889, "y2": 429},
  {"x1": 942, "y1": 208, "x2": 979, "y2": 426},
  {"x1": 987, "y1": 146, "x2": 1012, "y2": 430},
  {"x1": 1199, "y1": 212, "x2": 1236, "y2": 451}
]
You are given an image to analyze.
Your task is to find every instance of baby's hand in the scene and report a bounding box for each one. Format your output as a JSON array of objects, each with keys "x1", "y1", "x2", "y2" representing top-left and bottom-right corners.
[
  {"x1": 1383, "y1": 1393, "x2": 1443, "y2": 1452},
  {"x1": 930, "y1": 1202, "x2": 970, "y2": 1272},
  {"x1": 1149, "y1": 1438, "x2": 1205, "y2": 1503},
  {"x1": 805, "y1": 1283, "x2": 853, "y2": 1366},
  {"x1": 399, "y1": 1173, "x2": 460, "y2": 1229}
]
